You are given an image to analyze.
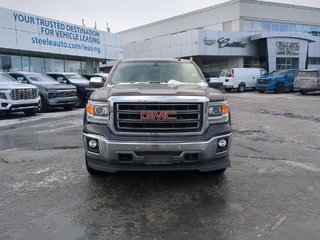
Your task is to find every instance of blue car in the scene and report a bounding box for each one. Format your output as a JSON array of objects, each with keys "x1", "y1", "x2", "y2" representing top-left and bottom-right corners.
[{"x1": 256, "y1": 69, "x2": 299, "y2": 93}]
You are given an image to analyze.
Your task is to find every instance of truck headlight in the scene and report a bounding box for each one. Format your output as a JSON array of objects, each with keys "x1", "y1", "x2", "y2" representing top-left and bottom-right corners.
[
  {"x1": 86, "y1": 101, "x2": 109, "y2": 123},
  {"x1": 0, "y1": 92, "x2": 7, "y2": 99},
  {"x1": 208, "y1": 102, "x2": 229, "y2": 124}
]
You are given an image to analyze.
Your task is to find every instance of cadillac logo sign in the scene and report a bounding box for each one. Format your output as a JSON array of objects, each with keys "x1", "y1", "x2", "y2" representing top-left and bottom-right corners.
[
  {"x1": 203, "y1": 37, "x2": 216, "y2": 46},
  {"x1": 204, "y1": 37, "x2": 247, "y2": 48}
]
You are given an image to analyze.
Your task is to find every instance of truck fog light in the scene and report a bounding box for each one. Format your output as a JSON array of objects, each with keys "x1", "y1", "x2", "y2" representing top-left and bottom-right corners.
[
  {"x1": 218, "y1": 139, "x2": 227, "y2": 148},
  {"x1": 88, "y1": 139, "x2": 98, "y2": 149}
]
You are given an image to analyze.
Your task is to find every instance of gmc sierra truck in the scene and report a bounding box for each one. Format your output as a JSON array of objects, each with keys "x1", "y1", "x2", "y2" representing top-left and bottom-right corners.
[{"x1": 83, "y1": 59, "x2": 232, "y2": 174}]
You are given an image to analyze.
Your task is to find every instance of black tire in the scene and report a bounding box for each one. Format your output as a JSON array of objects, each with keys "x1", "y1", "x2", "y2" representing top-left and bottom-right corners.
[
  {"x1": 75, "y1": 94, "x2": 85, "y2": 108},
  {"x1": 85, "y1": 156, "x2": 102, "y2": 175},
  {"x1": 63, "y1": 105, "x2": 74, "y2": 111},
  {"x1": 24, "y1": 109, "x2": 37, "y2": 116},
  {"x1": 238, "y1": 83, "x2": 246, "y2": 92},
  {"x1": 225, "y1": 88, "x2": 232, "y2": 92},
  {"x1": 258, "y1": 90, "x2": 265, "y2": 93},
  {"x1": 275, "y1": 83, "x2": 285, "y2": 94},
  {"x1": 300, "y1": 90, "x2": 307, "y2": 95},
  {"x1": 39, "y1": 96, "x2": 48, "y2": 112}
]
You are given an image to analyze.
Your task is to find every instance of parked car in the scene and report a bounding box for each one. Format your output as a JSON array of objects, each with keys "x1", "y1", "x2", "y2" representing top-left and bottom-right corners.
[
  {"x1": 294, "y1": 69, "x2": 320, "y2": 95},
  {"x1": 8, "y1": 72, "x2": 78, "y2": 112},
  {"x1": 221, "y1": 68, "x2": 268, "y2": 92},
  {"x1": 47, "y1": 72, "x2": 96, "y2": 107},
  {"x1": 256, "y1": 69, "x2": 299, "y2": 93},
  {"x1": 0, "y1": 72, "x2": 40, "y2": 116},
  {"x1": 203, "y1": 72, "x2": 223, "y2": 88}
]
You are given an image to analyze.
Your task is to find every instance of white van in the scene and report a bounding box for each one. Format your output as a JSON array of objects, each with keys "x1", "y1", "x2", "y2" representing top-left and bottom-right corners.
[{"x1": 220, "y1": 68, "x2": 268, "y2": 92}]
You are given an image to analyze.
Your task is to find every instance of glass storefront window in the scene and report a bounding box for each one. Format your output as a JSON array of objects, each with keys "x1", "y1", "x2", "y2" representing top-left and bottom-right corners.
[
  {"x1": 244, "y1": 20, "x2": 253, "y2": 32},
  {"x1": 30, "y1": 57, "x2": 45, "y2": 73},
  {"x1": 271, "y1": 23, "x2": 280, "y2": 31},
  {"x1": 244, "y1": 57, "x2": 260, "y2": 68},
  {"x1": 65, "y1": 60, "x2": 81, "y2": 73},
  {"x1": 253, "y1": 21, "x2": 262, "y2": 32},
  {"x1": 279, "y1": 23, "x2": 288, "y2": 32},
  {"x1": 262, "y1": 22, "x2": 271, "y2": 32},
  {"x1": 45, "y1": 59, "x2": 64, "y2": 72},
  {"x1": 22, "y1": 56, "x2": 29, "y2": 72},
  {"x1": 0, "y1": 55, "x2": 22, "y2": 72}
]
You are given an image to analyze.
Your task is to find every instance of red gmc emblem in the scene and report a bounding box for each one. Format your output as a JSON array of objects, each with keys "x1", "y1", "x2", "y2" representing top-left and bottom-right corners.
[{"x1": 140, "y1": 111, "x2": 177, "y2": 121}]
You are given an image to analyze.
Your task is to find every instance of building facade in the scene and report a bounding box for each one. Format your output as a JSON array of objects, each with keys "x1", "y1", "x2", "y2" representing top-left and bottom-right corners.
[
  {"x1": 0, "y1": 7, "x2": 122, "y2": 74},
  {"x1": 120, "y1": 0, "x2": 320, "y2": 76}
]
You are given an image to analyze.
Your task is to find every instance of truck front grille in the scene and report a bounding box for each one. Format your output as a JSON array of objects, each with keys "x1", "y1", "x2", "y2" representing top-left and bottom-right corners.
[
  {"x1": 48, "y1": 91, "x2": 76, "y2": 98},
  {"x1": 10, "y1": 89, "x2": 38, "y2": 100},
  {"x1": 114, "y1": 103, "x2": 203, "y2": 133}
]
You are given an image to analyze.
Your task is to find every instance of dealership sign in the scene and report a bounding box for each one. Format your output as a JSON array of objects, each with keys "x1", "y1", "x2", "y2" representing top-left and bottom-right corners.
[
  {"x1": 0, "y1": 7, "x2": 121, "y2": 59},
  {"x1": 276, "y1": 41, "x2": 300, "y2": 55},
  {"x1": 204, "y1": 37, "x2": 247, "y2": 48}
]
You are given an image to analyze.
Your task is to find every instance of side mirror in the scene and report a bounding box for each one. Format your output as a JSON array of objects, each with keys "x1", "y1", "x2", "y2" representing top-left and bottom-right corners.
[
  {"x1": 90, "y1": 76, "x2": 105, "y2": 88},
  {"x1": 205, "y1": 78, "x2": 210, "y2": 83}
]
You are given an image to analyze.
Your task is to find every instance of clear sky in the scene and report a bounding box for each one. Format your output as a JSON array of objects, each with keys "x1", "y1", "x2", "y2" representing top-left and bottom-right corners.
[{"x1": 0, "y1": 0, "x2": 320, "y2": 32}]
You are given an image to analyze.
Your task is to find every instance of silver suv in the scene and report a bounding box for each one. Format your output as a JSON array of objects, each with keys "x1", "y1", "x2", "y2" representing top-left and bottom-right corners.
[
  {"x1": 0, "y1": 73, "x2": 40, "y2": 116},
  {"x1": 9, "y1": 72, "x2": 78, "y2": 112},
  {"x1": 294, "y1": 70, "x2": 320, "y2": 95}
]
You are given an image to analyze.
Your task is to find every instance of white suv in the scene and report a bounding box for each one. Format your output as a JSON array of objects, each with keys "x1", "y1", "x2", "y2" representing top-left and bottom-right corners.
[{"x1": 0, "y1": 73, "x2": 40, "y2": 116}]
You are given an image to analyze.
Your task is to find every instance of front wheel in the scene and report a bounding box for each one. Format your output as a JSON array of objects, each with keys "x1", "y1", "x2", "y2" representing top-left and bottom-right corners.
[
  {"x1": 275, "y1": 83, "x2": 285, "y2": 94},
  {"x1": 24, "y1": 109, "x2": 37, "y2": 116},
  {"x1": 86, "y1": 156, "x2": 102, "y2": 175},
  {"x1": 39, "y1": 96, "x2": 48, "y2": 112},
  {"x1": 238, "y1": 83, "x2": 246, "y2": 92},
  {"x1": 63, "y1": 105, "x2": 74, "y2": 111}
]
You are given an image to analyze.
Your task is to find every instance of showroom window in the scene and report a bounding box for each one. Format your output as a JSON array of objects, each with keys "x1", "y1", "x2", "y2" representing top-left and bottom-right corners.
[
  {"x1": 45, "y1": 58, "x2": 64, "y2": 72},
  {"x1": 30, "y1": 57, "x2": 45, "y2": 73},
  {"x1": 65, "y1": 60, "x2": 81, "y2": 73},
  {"x1": 244, "y1": 57, "x2": 260, "y2": 68},
  {"x1": 244, "y1": 19, "x2": 320, "y2": 36},
  {"x1": 0, "y1": 54, "x2": 22, "y2": 72},
  {"x1": 276, "y1": 58, "x2": 299, "y2": 69}
]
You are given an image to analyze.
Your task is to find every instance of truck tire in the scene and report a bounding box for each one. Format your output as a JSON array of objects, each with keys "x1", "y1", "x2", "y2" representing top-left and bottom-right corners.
[
  {"x1": 24, "y1": 109, "x2": 37, "y2": 116},
  {"x1": 238, "y1": 83, "x2": 246, "y2": 92},
  {"x1": 63, "y1": 105, "x2": 74, "y2": 111},
  {"x1": 258, "y1": 90, "x2": 265, "y2": 93},
  {"x1": 275, "y1": 83, "x2": 284, "y2": 94},
  {"x1": 85, "y1": 156, "x2": 102, "y2": 175},
  {"x1": 300, "y1": 90, "x2": 307, "y2": 95},
  {"x1": 39, "y1": 96, "x2": 48, "y2": 112},
  {"x1": 225, "y1": 88, "x2": 232, "y2": 92}
]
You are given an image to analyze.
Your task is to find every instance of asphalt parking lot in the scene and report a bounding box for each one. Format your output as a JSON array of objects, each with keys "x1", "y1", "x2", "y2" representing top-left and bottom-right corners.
[{"x1": 0, "y1": 91, "x2": 319, "y2": 240}]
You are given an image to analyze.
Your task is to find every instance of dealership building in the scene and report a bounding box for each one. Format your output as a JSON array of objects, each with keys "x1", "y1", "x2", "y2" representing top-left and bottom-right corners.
[
  {"x1": 119, "y1": 0, "x2": 320, "y2": 76},
  {"x1": 0, "y1": 7, "x2": 122, "y2": 74}
]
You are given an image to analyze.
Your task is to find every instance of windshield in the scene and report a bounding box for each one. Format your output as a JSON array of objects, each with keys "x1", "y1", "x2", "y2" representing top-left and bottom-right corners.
[
  {"x1": 110, "y1": 62, "x2": 203, "y2": 84},
  {"x1": 64, "y1": 74, "x2": 89, "y2": 84},
  {"x1": 0, "y1": 73, "x2": 16, "y2": 83},
  {"x1": 269, "y1": 70, "x2": 286, "y2": 77},
  {"x1": 27, "y1": 74, "x2": 57, "y2": 83},
  {"x1": 298, "y1": 71, "x2": 318, "y2": 78}
]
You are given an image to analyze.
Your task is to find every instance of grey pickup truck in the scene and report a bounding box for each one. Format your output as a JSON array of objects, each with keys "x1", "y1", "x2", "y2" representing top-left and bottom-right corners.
[{"x1": 83, "y1": 58, "x2": 232, "y2": 175}]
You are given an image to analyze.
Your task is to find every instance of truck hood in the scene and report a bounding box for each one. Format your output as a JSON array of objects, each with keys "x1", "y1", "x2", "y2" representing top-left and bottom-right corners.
[
  {"x1": 90, "y1": 83, "x2": 225, "y2": 102},
  {"x1": 0, "y1": 81, "x2": 37, "y2": 89},
  {"x1": 34, "y1": 82, "x2": 76, "y2": 90}
]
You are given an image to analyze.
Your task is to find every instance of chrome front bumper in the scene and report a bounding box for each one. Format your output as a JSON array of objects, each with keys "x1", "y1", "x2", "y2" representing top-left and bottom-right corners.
[{"x1": 83, "y1": 132, "x2": 232, "y2": 172}]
